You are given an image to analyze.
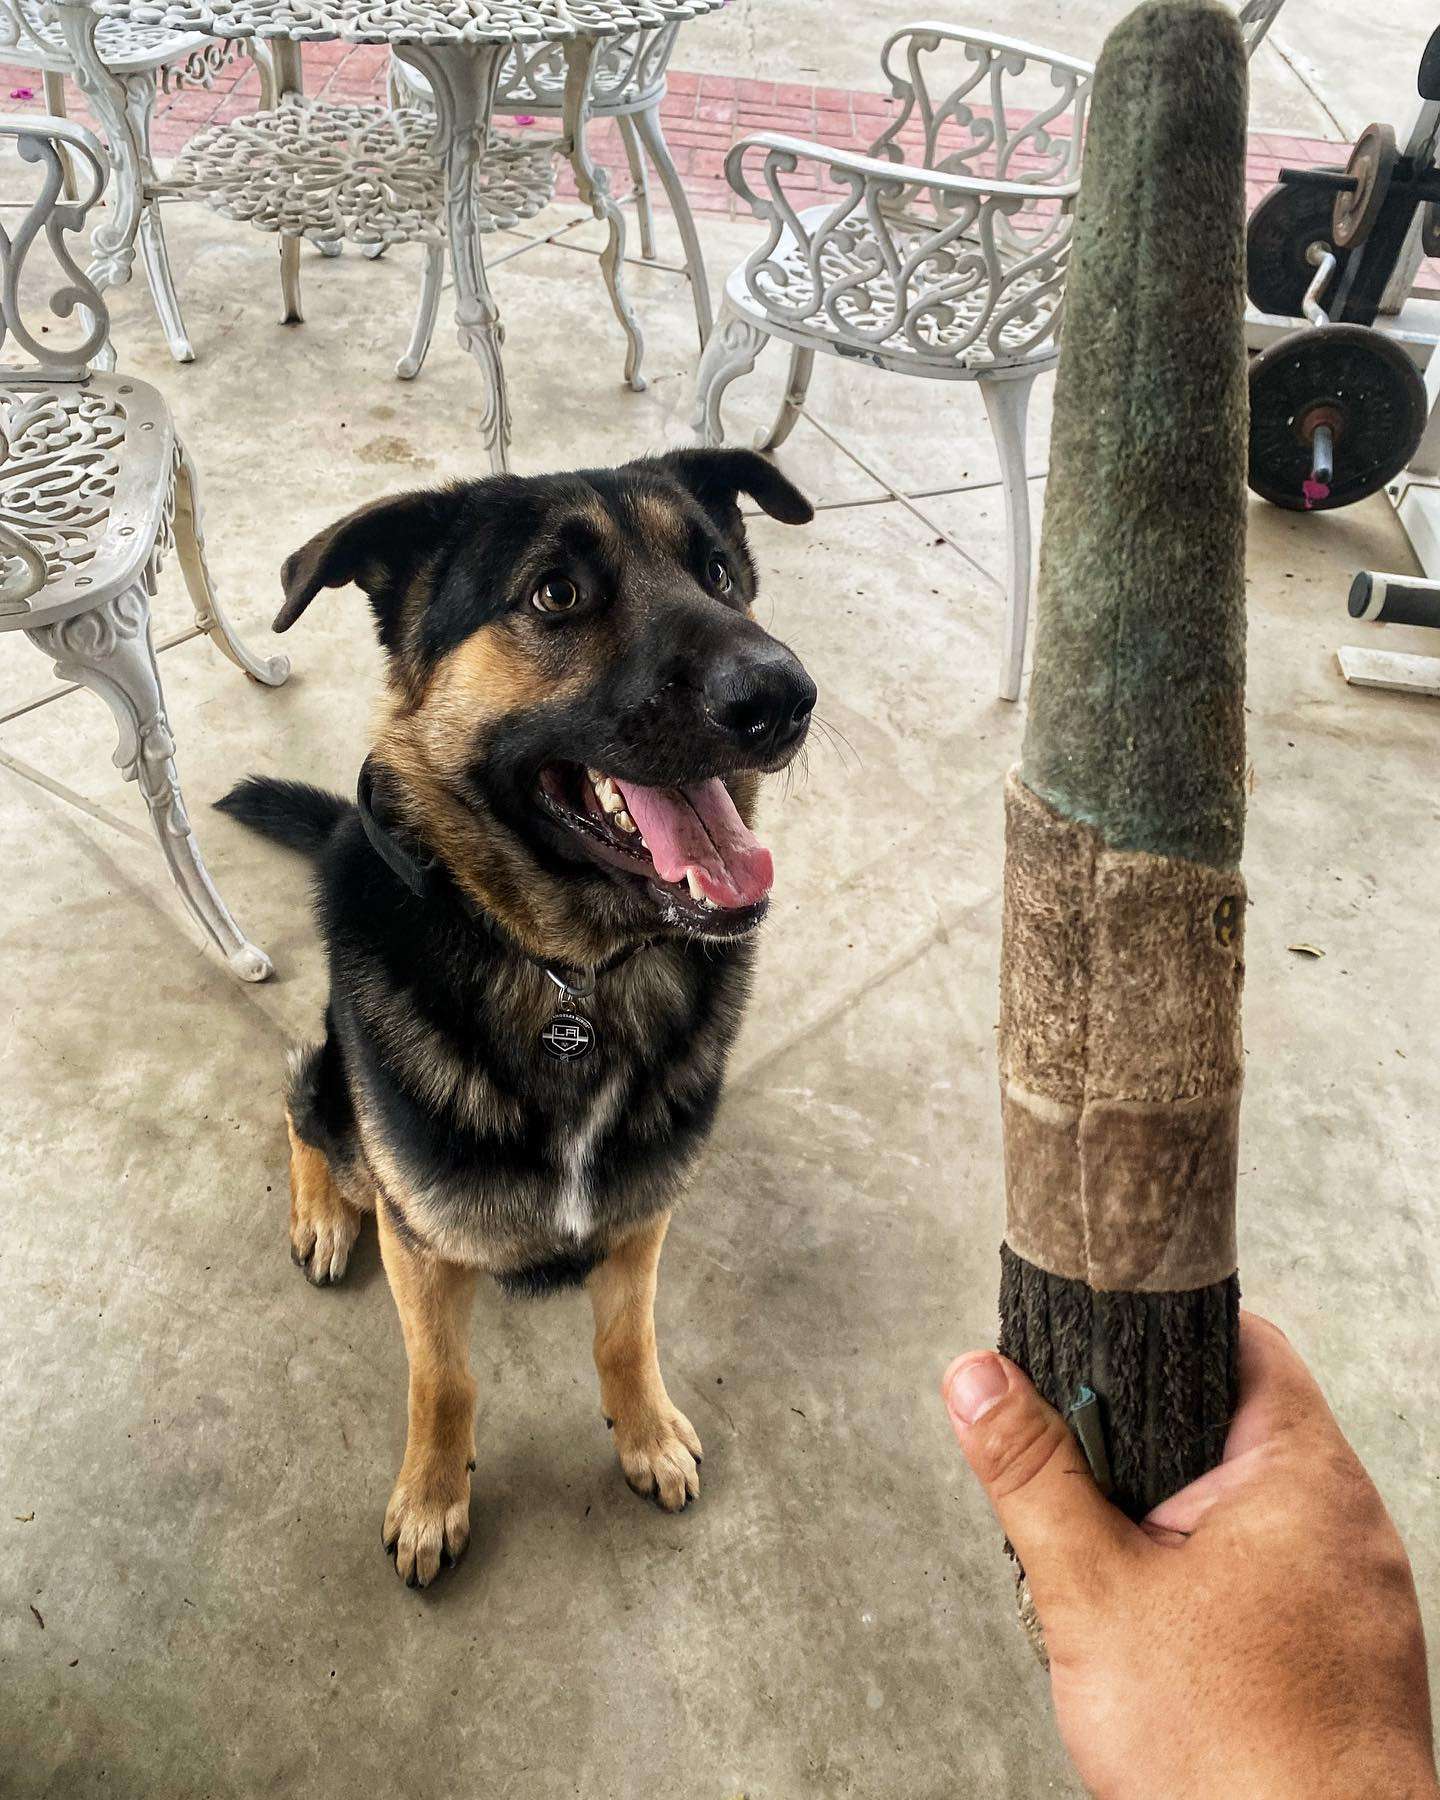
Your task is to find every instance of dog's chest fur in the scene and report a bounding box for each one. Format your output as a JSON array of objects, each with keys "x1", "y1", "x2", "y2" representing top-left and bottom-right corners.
[{"x1": 318, "y1": 822, "x2": 752, "y2": 1284}]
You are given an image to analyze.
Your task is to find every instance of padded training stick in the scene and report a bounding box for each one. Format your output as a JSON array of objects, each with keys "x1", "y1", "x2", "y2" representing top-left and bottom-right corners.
[{"x1": 996, "y1": 0, "x2": 1250, "y2": 1574}]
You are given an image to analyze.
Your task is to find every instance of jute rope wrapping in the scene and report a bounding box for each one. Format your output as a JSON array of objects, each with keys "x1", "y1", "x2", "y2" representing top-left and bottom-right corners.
[{"x1": 994, "y1": 0, "x2": 1250, "y2": 1651}]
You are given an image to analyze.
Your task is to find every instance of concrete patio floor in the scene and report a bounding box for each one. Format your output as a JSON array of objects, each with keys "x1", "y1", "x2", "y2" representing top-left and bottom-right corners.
[{"x1": 4, "y1": 20, "x2": 1440, "y2": 1795}]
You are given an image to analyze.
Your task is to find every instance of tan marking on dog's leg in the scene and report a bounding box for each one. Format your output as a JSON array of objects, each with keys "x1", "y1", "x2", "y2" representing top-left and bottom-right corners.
[
  {"x1": 377, "y1": 1199, "x2": 479, "y2": 1586},
  {"x1": 587, "y1": 1211, "x2": 701, "y2": 1512},
  {"x1": 286, "y1": 1114, "x2": 365, "y2": 1287}
]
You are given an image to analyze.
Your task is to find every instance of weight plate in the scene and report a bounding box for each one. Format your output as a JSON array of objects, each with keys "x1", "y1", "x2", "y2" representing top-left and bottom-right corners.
[
  {"x1": 1247, "y1": 323, "x2": 1427, "y2": 511},
  {"x1": 1420, "y1": 22, "x2": 1440, "y2": 100},
  {"x1": 1333, "y1": 121, "x2": 1398, "y2": 249},
  {"x1": 1246, "y1": 177, "x2": 1350, "y2": 316}
]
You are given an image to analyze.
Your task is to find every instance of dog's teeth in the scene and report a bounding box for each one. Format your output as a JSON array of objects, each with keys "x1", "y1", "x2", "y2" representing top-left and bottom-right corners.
[
  {"x1": 686, "y1": 870, "x2": 706, "y2": 902},
  {"x1": 703, "y1": 897, "x2": 718, "y2": 911},
  {"x1": 586, "y1": 767, "x2": 601, "y2": 783},
  {"x1": 615, "y1": 809, "x2": 637, "y2": 834},
  {"x1": 595, "y1": 777, "x2": 625, "y2": 815}
]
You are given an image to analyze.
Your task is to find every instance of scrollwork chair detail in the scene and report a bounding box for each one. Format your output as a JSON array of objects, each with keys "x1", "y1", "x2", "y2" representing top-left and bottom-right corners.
[
  {"x1": 698, "y1": 29, "x2": 1090, "y2": 701},
  {"x1": 386, "y1": 24, "x2": 711, "y2": 379},
  {"x1": 0, "y1": 114, "x2": 287, "y2": 981},
  {"x1": 697, "y1": 7, "x2": 1283, "y2": 701},
  {"x1": 2, "y1": 0, "x2": 272, "y2": 365}
]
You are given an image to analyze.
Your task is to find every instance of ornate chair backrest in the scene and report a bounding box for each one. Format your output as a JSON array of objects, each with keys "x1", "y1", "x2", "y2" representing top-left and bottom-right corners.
[
  {"x1": 869, "y1": 28, "x2": 1094, "y2": 192},
  {"x1": 728, "y1": 136, "x2": 1077, "y2": 373},
  {"x1": 0, "y1": 114, "x2": 113, "y2": 617},
  {"x1": 0, "y1": 112, "x2": 111, "y2": 384}
]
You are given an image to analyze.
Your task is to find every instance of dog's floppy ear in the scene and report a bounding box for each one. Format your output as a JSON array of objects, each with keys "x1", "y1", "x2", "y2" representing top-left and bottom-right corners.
[
  {"x1": 659, "y1": 448, "x2": 814, "y2": 526},
  {"x1": 275, "y1": 488, "x2": 463, "y2": 643}
]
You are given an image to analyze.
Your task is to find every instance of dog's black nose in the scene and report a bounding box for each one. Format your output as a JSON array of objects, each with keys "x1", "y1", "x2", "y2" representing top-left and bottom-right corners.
[{"x1": 703, "y1": 648, "x2": 816, "y2": 755}]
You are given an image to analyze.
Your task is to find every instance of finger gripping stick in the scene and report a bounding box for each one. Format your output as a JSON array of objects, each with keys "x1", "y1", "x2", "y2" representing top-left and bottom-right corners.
[{"x1": 995, "y1": 0, "x2": 1250, "y2": 1648}]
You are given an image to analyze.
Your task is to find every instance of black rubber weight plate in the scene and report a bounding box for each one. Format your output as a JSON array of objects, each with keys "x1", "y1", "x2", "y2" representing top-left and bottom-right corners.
[
  {"x1": 1248, "y1": 325, "x2": 1428, "y2": 511},
  {"x1": 1246, "y1": 177, "x2": 1349, "y2": 317}
]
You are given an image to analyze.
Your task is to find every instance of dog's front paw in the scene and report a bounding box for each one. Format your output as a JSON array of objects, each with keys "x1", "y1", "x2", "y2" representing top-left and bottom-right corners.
[
  {"x1": 286, "y1": 1124, "x2": 362, "y2": 1286},
  {"x1": 610, "y1": 1403, "x2": 702, "y2": 1512},
  {"x1": 290, "y1": 1198, "x2": 361, "y2": 1287},
  {"x1": 382, "y1": 1464, "x2": 472, "y2": 1587}
]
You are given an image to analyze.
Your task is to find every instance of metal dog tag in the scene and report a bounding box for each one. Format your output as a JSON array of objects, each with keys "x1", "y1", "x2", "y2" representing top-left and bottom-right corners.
[{"x1": 541, "y1": 1010, "x2": 595, "y2": 1061}]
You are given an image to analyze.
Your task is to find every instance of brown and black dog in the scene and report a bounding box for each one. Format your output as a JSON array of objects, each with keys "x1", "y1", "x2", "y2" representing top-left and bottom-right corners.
[{"x1": 219, "y1": 449, "x2": 815, "y2": 1585}]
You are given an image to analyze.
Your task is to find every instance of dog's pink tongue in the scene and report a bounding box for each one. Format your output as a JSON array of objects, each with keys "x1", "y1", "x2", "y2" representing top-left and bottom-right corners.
[{"x1": 613, "y1": 777, "x2": 773, "y2": 908}]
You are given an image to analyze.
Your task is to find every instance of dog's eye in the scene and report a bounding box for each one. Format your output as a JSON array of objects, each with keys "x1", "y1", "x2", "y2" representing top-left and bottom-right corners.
[
  {"x1": 532, "y1": 575, "x2": 580, "y2": 615},
  {"x1": 707, "y1": 556, "x2": 732, "y2": 594}
]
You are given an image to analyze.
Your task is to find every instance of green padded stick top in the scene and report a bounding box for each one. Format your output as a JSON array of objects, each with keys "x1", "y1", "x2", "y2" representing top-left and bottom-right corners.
[{"x1": 1021, "y1": 0, "x2": 1249, "y2": 873}]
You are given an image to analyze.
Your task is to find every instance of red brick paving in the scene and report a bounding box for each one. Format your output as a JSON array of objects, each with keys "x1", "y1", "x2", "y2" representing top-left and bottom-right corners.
[{"x1": 0, "y1": 47, "x2": 1385, "y2": 252}]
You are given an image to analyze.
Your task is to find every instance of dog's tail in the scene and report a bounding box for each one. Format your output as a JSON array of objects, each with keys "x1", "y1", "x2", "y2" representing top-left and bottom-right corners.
[{"x1": 215, "y1": 776, "x2": 351, "y2": 860}]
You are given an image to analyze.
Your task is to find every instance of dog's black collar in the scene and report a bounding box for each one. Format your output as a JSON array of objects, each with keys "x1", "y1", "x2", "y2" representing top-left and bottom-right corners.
[{"x1": 355, "y1": 758, "x2": 647, "y2": 998}]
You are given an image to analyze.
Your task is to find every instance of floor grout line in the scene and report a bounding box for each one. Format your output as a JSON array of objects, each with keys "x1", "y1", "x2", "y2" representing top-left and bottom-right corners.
[
  {"x1": 1261, "y1": 27, "x2": 1349, "y2": 142},
  {"x1": 809, "y1": 468, "x2": 1048, "y2": 514},
  {"x1": 0, "y1": 626, "x2": 203, "y2": 726},
  {"x1": 732, "y1": 881, "x2": 996, "y2": 1090},
  {"x1": 0, "y1": 746, "x2": 151, "y2": 844},
  {"x1": 799, "y1": 411, "x2": 1008, "y2": 591}
]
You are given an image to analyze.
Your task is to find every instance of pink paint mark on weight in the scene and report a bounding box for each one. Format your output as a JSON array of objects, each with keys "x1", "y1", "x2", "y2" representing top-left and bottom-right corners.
[
  {"x1": 510, "y1": 114, "x2": 536, "y2": 127},
  {"x1": 1301, "y1": 478, "x2": 1330, "y2": 510},
  {"x1": 9, "y1": 87, "x2": 34, "y2": 99}
]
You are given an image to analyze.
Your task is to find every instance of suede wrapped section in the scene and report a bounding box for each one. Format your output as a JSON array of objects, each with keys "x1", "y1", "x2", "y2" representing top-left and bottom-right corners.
[{"x1": 999, "y1": 774, "x2": 1244, "y2": 1293}]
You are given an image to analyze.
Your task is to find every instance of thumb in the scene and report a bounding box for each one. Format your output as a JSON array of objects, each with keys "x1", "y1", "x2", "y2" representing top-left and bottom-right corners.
[{"x1": 943, "y1": 1351, "x2": 1143, "y2": 1605}]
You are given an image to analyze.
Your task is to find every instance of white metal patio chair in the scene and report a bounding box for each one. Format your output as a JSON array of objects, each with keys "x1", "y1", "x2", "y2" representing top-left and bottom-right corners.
[
  {"x1": 0, "y1": 0, "x2": 274, "y2": 364},
  {"x1": 697, "y1": 2, "x2": 1287, "y2": 701},
  {"x1": 696, "y1": 27, "x2": 1091, "y2": 701},
  {"x1": 0, "y1": 113, "x2": 288, "y2": 980}
]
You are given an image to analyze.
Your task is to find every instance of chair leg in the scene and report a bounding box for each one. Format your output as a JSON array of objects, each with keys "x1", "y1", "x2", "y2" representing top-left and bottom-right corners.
[
  {"x1": 397, "y1": 242, "x2": 444, "y2": 380},
  {"x1": 979, "y1": 372, "x2": 1038, "y2": 703},
  {"x1": 42, "y1": 70, "x2": 78, "y2": 200},
  {"x1": 25, "y1": 586, "x2": 273, "y2": 982},
  {"x1": 136, "y1": 200, "x2": 196, "y2": 365},
  {"x1": 617, "y1": 114, "x2": 656, "y2": 261},
  {"x1": 279, "y1": 232, "x2": 303, "y2": 323},
  {"x1": 692, "y1": 297, "x2": 768, "y2": 446},
  {"x1": 564, "y1": 40, "x2": 645, "y2": 392},
  {"x1": 759, "y1": 344, "x2": 814, "y2": 451},
  {"x1": 124, "y1": 71, "x2": 194, "y2": 364},
  {"x1": 250, "y1": 37, "x2": 279, "y2": 110},
  {"x1": 395, "y1": 39, "x2": 512, "y2": 472},
  {"x1": 632, "y1": 100, "x2": 713, "y2": 347},
  {"x1": 173, "y1": 441, "x2": 291, "y2": 687}
]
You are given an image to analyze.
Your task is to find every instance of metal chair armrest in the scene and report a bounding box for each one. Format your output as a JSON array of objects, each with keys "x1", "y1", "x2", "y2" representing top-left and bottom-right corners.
[{"x1": 725, "y1": 130, "x2": 1080, "y2": 209}]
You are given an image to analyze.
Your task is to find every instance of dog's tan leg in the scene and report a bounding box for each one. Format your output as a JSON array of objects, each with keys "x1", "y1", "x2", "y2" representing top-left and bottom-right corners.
[
  {"x1": 286, "y1": 1113, "x2": 366, "y2": 1286},
  {"x1": 587, "y1": 1211, "x2": 701, "y2": 1512},
  {"x1": 377, "y1": 1199, "x2": 479, "y2": 1586}
]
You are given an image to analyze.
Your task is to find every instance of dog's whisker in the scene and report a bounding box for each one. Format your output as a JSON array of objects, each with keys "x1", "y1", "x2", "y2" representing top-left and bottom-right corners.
[{"x1": 810, "y1": 715, "x2": 859, "y2": 771}]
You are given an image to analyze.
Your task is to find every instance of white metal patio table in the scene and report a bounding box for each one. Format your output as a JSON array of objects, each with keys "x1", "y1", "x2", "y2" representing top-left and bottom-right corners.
[{"x1": 50, "y1": 0, "x2": 722, "y2": 470}]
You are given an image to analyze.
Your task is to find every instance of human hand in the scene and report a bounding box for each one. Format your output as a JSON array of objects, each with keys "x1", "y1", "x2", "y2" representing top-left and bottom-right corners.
[{"x1": 943, "y1": 1313, "x2": 1438, "y2": 1799}]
